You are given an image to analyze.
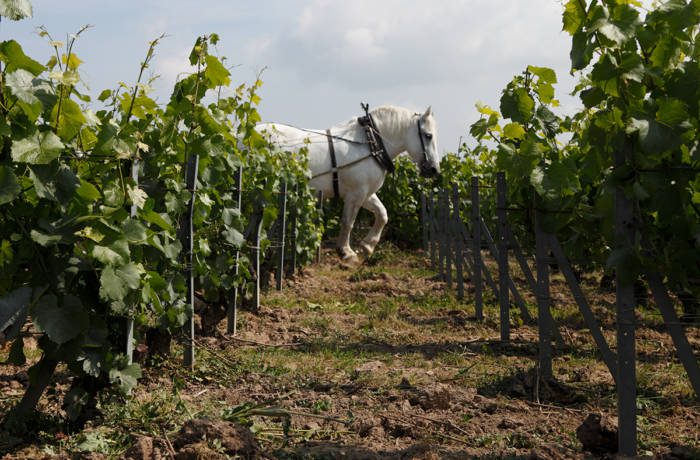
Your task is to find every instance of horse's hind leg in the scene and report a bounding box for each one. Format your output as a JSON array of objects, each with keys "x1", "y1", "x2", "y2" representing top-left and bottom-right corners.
[
  {"x1": 337, "y1": 197, "x2": 362, "y2": 262},
  {"x1": 358, "y1": 193, "x2": 388, "y2": 257}
]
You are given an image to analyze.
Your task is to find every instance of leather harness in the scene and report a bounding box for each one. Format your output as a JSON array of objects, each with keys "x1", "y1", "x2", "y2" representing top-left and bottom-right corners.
[
  {"x1": 326, "y1": 128, "x2": 340, "y2": 198},
  {"x1": 322, "y1": 103, "x2": 429, "y2": 198},
  {"x1": 358, "y1": 103, "x2": 396, "y2": 174}
]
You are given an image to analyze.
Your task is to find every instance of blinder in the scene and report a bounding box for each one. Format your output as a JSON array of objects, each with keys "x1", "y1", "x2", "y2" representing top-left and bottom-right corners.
[{"x1": 416, "y1": 117, "x2": 438, "y2": 178}]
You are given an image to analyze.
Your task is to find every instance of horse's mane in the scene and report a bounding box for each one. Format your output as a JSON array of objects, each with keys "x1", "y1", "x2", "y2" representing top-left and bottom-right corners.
[
  {"x1": 258, "y1": 105, "x2": 419, "y2": 146},
  {"x1": 368, "y1": 105, "x2": 416, "y2": 140},
  {"x1": 371, "y1": 105, "x2": 414, "y2": 120}
]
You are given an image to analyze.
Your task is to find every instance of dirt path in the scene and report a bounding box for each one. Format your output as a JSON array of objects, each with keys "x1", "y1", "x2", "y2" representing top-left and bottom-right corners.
[{"x1": 2, "y1": 246, "x2": 699, "y2": 459}]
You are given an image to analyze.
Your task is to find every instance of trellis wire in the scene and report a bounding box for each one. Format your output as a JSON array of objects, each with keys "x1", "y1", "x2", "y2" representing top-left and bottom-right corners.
[
  {"x1": 120, "y1": 153, "x2": 317, "y2": 368},
  {"x1": 645, "y1": 270, "x2": 700, "y2": 396},
  {"x1": 424, "y1": 169, "x2": 700, "y2": 457},
  {"x1": 479, "y1": 217, "x2": 532, "y2": 322}
]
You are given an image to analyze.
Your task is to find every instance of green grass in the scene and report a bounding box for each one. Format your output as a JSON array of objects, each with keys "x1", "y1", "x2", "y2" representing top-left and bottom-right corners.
[{"x1": 300, "y1": 315, "x2": 332, "y2": 334}]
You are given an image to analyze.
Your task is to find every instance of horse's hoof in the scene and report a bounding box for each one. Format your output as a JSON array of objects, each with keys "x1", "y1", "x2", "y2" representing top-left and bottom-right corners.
[
  {"x1": 339, "y1": 250, "x2": 360, "y2": 266},
  {"x1": 337, "y1": 247, "x2": 358, "y2": 261},
  {"x1": 358, "y1": 242, "x2": 375, "y2": 257}
]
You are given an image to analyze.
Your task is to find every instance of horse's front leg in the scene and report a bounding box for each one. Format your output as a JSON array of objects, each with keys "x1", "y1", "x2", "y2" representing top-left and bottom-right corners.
[
  {"x1": 358, "y1": 193, "x2": 388, "y2": 257},
  {"x1": 337, "y1": 196, "x2": 363, "y2": 262}
]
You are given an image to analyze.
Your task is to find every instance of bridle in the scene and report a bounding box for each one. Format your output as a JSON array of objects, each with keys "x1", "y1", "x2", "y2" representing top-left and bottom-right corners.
[{"x1": 415, "y1": 115, "x2": 434, "y2": 177}]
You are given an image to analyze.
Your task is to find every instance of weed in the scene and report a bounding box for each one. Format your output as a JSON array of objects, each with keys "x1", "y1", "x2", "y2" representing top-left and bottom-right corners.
[
  {"x1": 474, "y1": 433, "x2": 499, "y2": 447},
  {"x1": 312, "y1": 399, "x2": 332, "y2": 414},
  {"x1": 348, "y1": 268, "x2": 378, "y2": 282},
  {"x1": 301, "y1": 315, "x2": 331, "y2": 334},
  {"x1": 368, "y1": 299, "x2": 399, "y2": 322},
  {"x1": 505, "y1": 431, "x2": 534, "y2": 449}
]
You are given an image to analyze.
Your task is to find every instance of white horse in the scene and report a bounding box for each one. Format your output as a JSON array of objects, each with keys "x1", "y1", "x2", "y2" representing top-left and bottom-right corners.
[{"x1": 257, "y1": 105, "x2": 440, "y2": 261}]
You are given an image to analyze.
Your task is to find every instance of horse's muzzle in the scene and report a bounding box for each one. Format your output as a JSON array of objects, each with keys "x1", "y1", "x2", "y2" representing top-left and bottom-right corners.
[{"x1": 420, "y1": 163, "x2": 439, "y2": 178}]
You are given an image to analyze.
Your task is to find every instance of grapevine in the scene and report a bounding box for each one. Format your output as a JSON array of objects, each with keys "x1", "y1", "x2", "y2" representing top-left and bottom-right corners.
[{"x1": 0, "y1": 6, "x2": 321, "y2": 426}]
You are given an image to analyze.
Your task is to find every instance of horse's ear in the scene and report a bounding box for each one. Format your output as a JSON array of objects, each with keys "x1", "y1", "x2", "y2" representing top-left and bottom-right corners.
[{"x1": 423, "y1": 106, "x2": 433, "y2": 118}]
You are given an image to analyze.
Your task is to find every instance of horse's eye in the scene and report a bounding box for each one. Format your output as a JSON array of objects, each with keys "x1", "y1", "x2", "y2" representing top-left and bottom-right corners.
[{"x1": 424, "y1": 132, "x2": 433, "y2": 140}]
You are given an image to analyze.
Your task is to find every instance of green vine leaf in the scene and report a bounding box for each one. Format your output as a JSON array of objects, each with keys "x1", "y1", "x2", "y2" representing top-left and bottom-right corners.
[
  {"x1": 656, "y1": 98, "x2": 689, "y2": 128},
  {"x1": 562, "y1": 0, "x2": 586, "y2": 34},
  {"x1": 31, "y1": 294, "x2": 89, "y2": 345},
  {"x1": 5, "y1": 69, "x2": 43, "y2": 119},
  {"x1": 99, "y1": 263, "x2": 143, "y2": 301},
  {"x1": 109, "y1": 363, "x2": 142, "y2": 394},
  {"x1": 500, "y1": 87, "x2": 535, "y2": 124},
  {"x1": 51, "y1": 98, "x2": 87, "y2": 141},
  {"x1": 92, "y1": 240, "x2": 130, "y2": 266},
  {"x1": 503, "y1": 122, "x2": 526, "y2": 141},
  {"x1": 30, "y1": 229, "x2": 63, "y2": 247},
  {"x1": 0, "y1": 165, "x2": 21, "y2": 205},
  {"x1": 11, "y1": 131, "x2": 64, "y2": 164},
  {"x1": 0, "y1": 40, "x2": 44, "y2": 75},
  {"x1": 204, "y1": 55, "x2": 231, "y2": 87},
  {"x1": 29, "y1": 164, "x2": 80, "y2": 204},
  {"x1": 0, "y1": 286, "x2": 32, "y2": 338}
]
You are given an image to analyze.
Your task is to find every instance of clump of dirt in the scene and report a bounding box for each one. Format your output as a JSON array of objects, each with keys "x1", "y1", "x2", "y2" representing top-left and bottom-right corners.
[
  {"x1": 353, "y1": 360, "x2": 385, "y2": 376},
  {"x1": 660, "y1": 444, "x2": 700, "y2": 459},
  {"x1": 172, "y1": 418, "x2": 258, "y2": 459},
  {"x1": 575, "y1": 412, "x2": 618, "y2": 456},
  {"x1": 282, "y1": 441, "x2": 438, "y2": 460},
  {"x1": 408, "y1": 383, "x2": 453, "y2": 410},
  {"x1": 352, "y1": 415, "x2": 385, "y2": 438},
  {"x1": 528, "y1": 444, "x2": 574, "y2": 459},
  {"x1": 123, "y1": 436, "x2": 163, "y2": 460},
  {"x1": 174, "y1": 443, "x2": 225, "y2": 460},
  {"x1": 477, "y1": 367, "x2": 587, "y2": 404}
]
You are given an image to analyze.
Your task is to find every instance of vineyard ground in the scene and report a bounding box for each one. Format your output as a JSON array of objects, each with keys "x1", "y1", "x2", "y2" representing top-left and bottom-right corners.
[{"x1": 1, "y1": 245, "x2": 699, "y2": 459}]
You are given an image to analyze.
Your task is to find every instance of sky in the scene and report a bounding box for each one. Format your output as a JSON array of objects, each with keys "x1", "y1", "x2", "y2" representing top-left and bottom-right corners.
[{"x1": 1, "y1": 1, "x2": 642, "y2": 154}]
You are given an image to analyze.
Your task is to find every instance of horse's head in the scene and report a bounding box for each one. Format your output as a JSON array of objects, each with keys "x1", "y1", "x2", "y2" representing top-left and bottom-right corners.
[{"x1": 409, "y1": 107, "x2": 440, "y2": 178}]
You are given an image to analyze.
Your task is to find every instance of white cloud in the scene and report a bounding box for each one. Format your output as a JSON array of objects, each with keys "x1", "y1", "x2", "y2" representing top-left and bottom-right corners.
[
  {"x1": 246, "y1": 0, "x2": 577, "y2": 150},
  {"x1": 153, "y1": 46, "x2": 196, "y2": 93},
  {"x1": 12, "y1": 0, "x2": 657, "y2": 152},
  {"x1": 342, "y1": 27, "x2": 386, "y2": 62}
]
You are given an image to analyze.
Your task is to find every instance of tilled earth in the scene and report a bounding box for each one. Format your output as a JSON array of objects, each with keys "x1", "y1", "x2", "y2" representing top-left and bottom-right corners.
[{"x1": 1, "y1": 246, "x2": 699, "y2": 459}]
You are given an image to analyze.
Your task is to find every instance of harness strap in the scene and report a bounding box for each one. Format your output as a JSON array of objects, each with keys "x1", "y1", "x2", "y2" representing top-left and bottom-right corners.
[
  {"x1": 326, "y1": 129, "x2": 340, "y2": 198},
  {"x1": 358, "y1": 113, "x2": 395, "y2": 174},
  {"x1": 417, "y1": 118, "x2": 426, "y2": 157}
]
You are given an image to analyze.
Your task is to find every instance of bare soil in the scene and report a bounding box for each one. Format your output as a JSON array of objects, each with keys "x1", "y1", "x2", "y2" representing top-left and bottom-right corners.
[{"x1": 1, "y1": 246, "x2": 699, "y2": 459}]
